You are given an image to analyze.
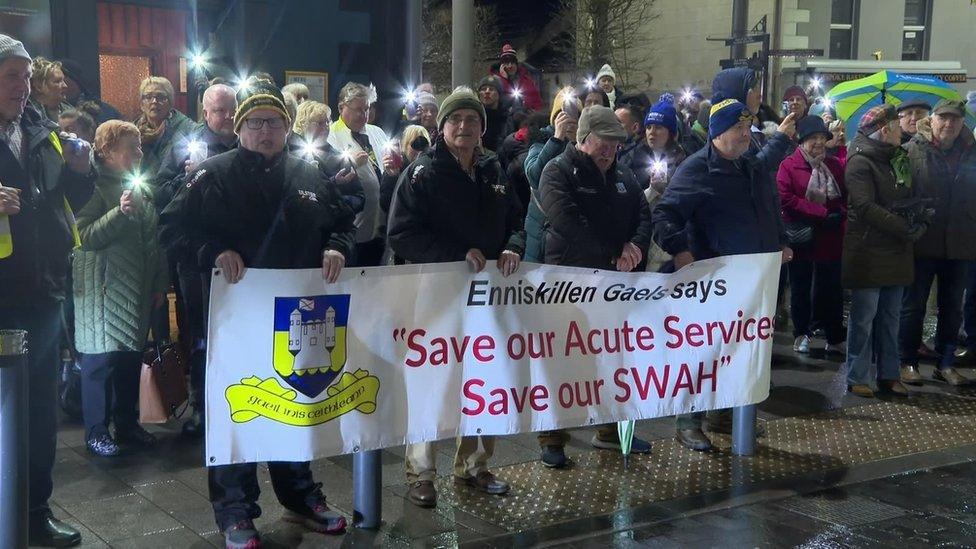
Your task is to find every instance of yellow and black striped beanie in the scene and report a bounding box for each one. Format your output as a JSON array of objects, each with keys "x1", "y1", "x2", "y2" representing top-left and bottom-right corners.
[{"x1": 234, "y1": 77, "x2": 292, "y2": 133}]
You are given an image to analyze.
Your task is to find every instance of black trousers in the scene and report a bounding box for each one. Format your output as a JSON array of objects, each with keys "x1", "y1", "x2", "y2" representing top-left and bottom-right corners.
[
  {"x1": 899, "y1": 258, "x2": 969, "y2": 369},
  {"x1": 788, "y1": 260, "x2": 845, "y2": 343},
  {"x1": 177, "y1": 263, "x2": 209, "y2": 409},
  {"x1": 2, "y1": 302, "x2": 62, "y2": 517},
  {"x1": 80, "y1": 351, "x2": 141, "y2": 440},
  {"x1": 209, "y1": 461, "x2": 322, "y2": 530}
]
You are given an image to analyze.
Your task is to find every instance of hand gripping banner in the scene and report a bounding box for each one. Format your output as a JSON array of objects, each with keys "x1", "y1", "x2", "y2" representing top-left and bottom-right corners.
[{"x1": 206, "y1": 253, "x2": 780, "y2": 465}]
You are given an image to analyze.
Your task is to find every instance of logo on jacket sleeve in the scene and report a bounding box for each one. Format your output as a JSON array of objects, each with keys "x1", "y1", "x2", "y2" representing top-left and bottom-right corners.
[{"x1": 223, "y1": 294, "x2": 380, "y2": 426}]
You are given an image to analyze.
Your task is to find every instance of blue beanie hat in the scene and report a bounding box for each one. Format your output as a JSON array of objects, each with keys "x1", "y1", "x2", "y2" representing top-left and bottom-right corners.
[
  {"x1": 644, "y1": 96, "x2": 678, "y2": 136},
  {"x1": 709, "y1": 99, "x2": 752, "y2": 139}
]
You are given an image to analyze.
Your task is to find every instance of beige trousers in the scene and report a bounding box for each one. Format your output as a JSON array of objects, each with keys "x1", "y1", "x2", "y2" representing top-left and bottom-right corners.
[{"x1": 404, "y1": 436, "x2": 495, "y2": 482}]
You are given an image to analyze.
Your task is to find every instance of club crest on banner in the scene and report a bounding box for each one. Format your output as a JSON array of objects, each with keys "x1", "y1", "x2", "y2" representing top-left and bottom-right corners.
[{"x1": 223, "y1": 294, "x2": 380, "y2": 427}]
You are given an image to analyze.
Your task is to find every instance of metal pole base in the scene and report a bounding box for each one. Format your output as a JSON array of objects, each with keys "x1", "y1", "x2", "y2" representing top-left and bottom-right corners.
[
  {"x1": 731, "y1": 404, "x2": 756, "y2": 456},
  {"x1": 352, "y1": 449, "x2": 382, "y2": 529},
  {"x1": 0, "y1": 330, "x2": 29, "y2": 549}
]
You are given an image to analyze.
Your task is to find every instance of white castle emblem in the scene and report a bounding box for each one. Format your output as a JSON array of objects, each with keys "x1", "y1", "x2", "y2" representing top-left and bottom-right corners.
[{"x1": 288, "y1": 304, "x2": 336, "y2": 373}]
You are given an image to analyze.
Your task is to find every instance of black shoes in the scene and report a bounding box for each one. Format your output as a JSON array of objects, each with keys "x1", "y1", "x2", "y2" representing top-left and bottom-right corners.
[
  {"x1": 88, "y1": 425, "x2": 157, "y2": 456},
  {"x1": 676, "y1": 428, "x2": 714, "y2": 452},
  {"x1": 115, "y1": 425, "x2": 158, "y2": 447},
  {"x1": 182, "y1": 410, "x2": 205, "y2": 438},
  {"x1": 541, "y1": 445, "x2": 570, "y2": 468},
  {"x1": 29, "y1": 513, "x2": 81, "y2": 547}
]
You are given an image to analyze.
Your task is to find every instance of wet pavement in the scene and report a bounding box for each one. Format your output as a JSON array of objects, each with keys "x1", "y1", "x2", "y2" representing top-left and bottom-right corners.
[{"x1": 36, "y1": 331, "x2": 976, "y2": 548}]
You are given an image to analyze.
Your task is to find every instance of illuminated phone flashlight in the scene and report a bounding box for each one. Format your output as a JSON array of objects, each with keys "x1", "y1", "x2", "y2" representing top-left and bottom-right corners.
[
  {"x1": 340, "y1": 149, "x2": 356, "y2": 168},
  {"x1": 234, "y1": 73, "x2": 252, "y2": 93},
  {"x1": 651, "y1": 159, "x2": 667, "y2": 177},
  {"x1": 187, "y1": 139, "x2": 207, "y2": 165},
  {"x1": 680, "y1": 88, "x2": 696, "y2": 104},
  {"x1": 128, "y1": 174, "x2": 147, "y2": 190},
  {"x1": 383, "y1": 139, "x2": 399, "y2": 153},
  {"x1": 584, "y1": 76, "x2": 597, "y2": 90},
  {"x1": 511, "y1": 87, "x2": 522, "y2": 101},
  {"x1": 300, "y1": 142, "x2": 318, "y2": 160},
  {"x1": 822, "y1": 98, "x2": 834, "y2": 110},
  {"x1": 810, "y1": 77, "x2": 822, "y2": 90},
  {"x1": 188, "y1": 51, "x2": 208, "y2": 71},
  {"x1": 402, "y1": 88, "x2": 417, "y2": 105}
]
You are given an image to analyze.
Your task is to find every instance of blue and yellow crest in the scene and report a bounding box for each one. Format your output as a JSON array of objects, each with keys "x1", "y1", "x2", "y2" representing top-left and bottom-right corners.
[{"x1": 272, "y1": 295, "x2": 350, "y2": 398}]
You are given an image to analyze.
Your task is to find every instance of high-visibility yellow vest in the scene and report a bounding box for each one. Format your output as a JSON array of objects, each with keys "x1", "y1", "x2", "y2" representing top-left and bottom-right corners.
[
  {"x1": 0, "y1": 213, "x2": 10, "y2": 259},
  {"x1": 0, "y1": 132, "x2": 81, "y2": 260}
]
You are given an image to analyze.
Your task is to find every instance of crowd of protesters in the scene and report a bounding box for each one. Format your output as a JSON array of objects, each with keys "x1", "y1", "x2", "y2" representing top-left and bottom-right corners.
[{"x1": 2, "y1": 30, "x2": 976, "y2": 548}]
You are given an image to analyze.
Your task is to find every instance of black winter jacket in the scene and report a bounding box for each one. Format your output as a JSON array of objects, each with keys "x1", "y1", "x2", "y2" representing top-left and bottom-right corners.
[
  {"x1": 387, "y1": 139, "x2": 526, "y2": 263},
  {"x1": 158, "y1": 147, "x2": 356, "y2": 271},
  {"x1": 539, "y1": 144, "x2": 652, "y2": 269},
  {"x1": 0, "y1": 106, "x2": 95, "y2": 306},
  {"x1": 155, "y1": 123, "x2": 238, "y2": 211}
]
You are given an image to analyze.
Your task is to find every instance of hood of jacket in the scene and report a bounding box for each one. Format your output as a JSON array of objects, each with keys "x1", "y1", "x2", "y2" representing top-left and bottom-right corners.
[{"x1": 711, "y1": 68, "x2": 756, "y2": 104}]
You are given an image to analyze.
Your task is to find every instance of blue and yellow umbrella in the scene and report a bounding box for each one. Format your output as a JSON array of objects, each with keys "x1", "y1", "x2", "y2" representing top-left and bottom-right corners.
[{"x1": 825, "y1": 70, "x2": 975, "y2": 131}]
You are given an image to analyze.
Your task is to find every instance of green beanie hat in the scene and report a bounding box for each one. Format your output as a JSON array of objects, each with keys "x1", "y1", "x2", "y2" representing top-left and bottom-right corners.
[{"x1": 437, "y1": 86, "x2": 487, "y2": 135}]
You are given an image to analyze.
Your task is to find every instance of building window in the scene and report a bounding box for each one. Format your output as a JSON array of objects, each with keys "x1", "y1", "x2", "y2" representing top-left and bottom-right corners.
[
  {"x1": 902, "y1": 0, "x2": 929, "y2": 60},
  {"x1": 829, "y1": 0, "x2": 857, "y2": 59}
]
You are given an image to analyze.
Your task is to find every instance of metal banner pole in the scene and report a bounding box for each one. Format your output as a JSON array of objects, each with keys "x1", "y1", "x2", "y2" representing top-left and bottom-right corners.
[
  {"x1": 352, "y1": 449, "x2": 381, "y2": 529},
  {"x1": 0, "y1": 330, "x2": 29, "y2": 549},
  {"x1": 732, "y1": 404, "x2": 756, "y2": 456}
]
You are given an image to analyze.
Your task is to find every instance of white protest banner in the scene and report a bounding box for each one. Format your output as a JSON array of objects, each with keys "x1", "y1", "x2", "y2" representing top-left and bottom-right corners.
[{"x1": 205, "y1": 252, "x2": 779, "y2": 465}]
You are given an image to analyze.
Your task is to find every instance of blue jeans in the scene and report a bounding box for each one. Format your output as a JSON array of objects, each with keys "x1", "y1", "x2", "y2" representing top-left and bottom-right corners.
[{"x1": 846, "y1": 287, "x2": 904, "y2": 386}]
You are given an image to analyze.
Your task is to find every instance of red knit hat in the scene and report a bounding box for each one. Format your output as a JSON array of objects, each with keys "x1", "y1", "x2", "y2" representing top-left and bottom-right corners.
[
  {"x1": 782, "y1": 85, "x2": 807, "y2": 103},
  {"x1": 500, "y1": 44, "x2": 518, "y2": 62}
]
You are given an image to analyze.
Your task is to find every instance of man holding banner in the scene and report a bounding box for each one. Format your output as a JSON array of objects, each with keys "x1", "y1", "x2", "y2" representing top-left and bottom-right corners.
[
  {"x1": 536, "y1": 104, "x2": 653, "y2": 468},
  {"x1": 388, "y1": 86, "x2": 525, "y2": 508},
  {"x1": 159, "y1": 78, "x2": 355, "y2": 547},
  {"x1": 652, "y1": 98, "x2": 793, "y2": 452}
]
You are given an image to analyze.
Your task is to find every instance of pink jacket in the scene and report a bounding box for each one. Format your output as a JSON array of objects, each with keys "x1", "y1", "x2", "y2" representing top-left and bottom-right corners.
[{"x1": 777, "y1": 148, "x2": 847, "y2": 262}]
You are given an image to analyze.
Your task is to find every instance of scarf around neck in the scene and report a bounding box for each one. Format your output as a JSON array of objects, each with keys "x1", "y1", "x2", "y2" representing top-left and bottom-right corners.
[{"x1": 799, "y1": 146, "x2": 840, "y2": 204}]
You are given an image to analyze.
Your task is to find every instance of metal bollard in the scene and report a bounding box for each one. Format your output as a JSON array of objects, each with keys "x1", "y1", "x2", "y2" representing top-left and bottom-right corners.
[
  {"x1": 731, "y1": 404, "x2": 756, "y2": 456},
  {"x1": 352, "y1": 449, "x2": 382, "y2": 528},
  {"x1": 0, "y1": 330, "x2": 29, "y2": 549}
]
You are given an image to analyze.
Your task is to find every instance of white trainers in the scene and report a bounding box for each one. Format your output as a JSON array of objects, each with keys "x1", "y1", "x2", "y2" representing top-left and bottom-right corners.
[
  {"x1": 793, "y1": 335, "x2": 811, "y2": 354},
  {"x1": 825, "y1": 341, "x2": 847, "y2": 355}
]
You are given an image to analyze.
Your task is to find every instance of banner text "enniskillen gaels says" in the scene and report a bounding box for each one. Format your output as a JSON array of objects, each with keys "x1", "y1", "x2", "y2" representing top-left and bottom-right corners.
[{"x1": 205, "y1": 253, "x2": 779, "y2": 466}]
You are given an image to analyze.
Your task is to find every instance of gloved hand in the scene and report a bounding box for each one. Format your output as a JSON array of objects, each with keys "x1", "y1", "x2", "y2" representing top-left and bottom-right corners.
[
  {"x1": 822, "y1": 210, "x2": 844, "y2": 229},
  {"x1": 907, "y1": 222, "x2": 928, "y2": 243}
]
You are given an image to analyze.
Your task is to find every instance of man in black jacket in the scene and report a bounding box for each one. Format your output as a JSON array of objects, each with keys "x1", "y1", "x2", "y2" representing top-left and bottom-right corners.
[
  {"x1": 159, "y1": 79, "x2": 355, "y2": 548},
  {"x1": 0, "y1": 34, "x2": 95, "y2": 547},
  {"x1": 388, "y1": 86, "x2": 525, "y2": 509},
  {"x1": 537, "y1": 105, "x2": 653, "y2": 468}
]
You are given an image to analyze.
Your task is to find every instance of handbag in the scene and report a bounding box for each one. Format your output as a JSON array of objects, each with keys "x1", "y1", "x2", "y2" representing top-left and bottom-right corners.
[
  {"x1": 785, "y1": 220, "x2": 814, "y2": 247},
  {"x1": 139, "y1": 345, "x2": 188, "y2": 424}
]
